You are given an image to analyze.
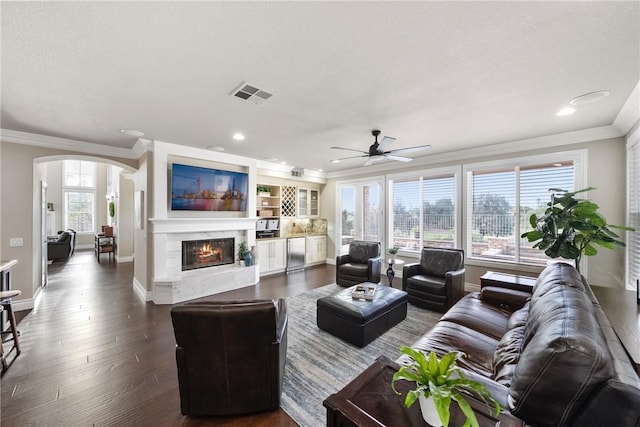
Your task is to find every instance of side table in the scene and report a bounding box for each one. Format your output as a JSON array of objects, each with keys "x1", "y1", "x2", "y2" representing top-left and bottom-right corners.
[
  {"x1": 323, "y1": 355, "x2": 524, "y2": 427},
  {"x1": 95, "y1": 234, "x2": 116, "y2": 263},
  {"x1": 480, "y1": 271, "x2": 536, "y2": 292},
  {"x1": 386, "y1": 258, "x2": 404, "y2": 286}
]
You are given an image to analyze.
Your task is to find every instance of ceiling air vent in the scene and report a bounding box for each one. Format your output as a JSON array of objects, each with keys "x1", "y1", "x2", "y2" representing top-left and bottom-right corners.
[
  {"x1": 291, "y1": 168, "x2": 304, "y2": 177},
  {"x1": 231, "y1": 82, "x2": 273, "y2": 105}
]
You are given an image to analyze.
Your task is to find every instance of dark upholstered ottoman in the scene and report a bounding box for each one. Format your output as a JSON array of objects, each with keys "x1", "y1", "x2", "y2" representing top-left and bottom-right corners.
[{"x1": 316, "y1": 283, "x2": 408, "y2": 347}]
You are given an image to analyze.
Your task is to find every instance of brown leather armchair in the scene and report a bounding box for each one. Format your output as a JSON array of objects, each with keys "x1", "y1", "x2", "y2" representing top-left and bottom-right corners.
[
  {"x1": 170, "y1": 299, "x2": 288, "y2": 416},
  {"x1": 402, "y1": 247, "x2": 465, "y2": 312},
  {"x1": 335, "y1": 240, "x2": 382, "y2": 287}
]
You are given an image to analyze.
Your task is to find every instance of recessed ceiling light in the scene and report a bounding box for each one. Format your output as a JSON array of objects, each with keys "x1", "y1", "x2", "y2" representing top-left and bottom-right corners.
[
  {"x1": 280, "y1": 161, "x2": 287, "y2": 165},
  {"x1": 318, "y1": 169, "x2": 323, "y2": 172},
  {"x1": 120, "y1": 129, "x2": 145, "y2": 137},
  {"x1": 331, "y1": 159, "x2": 340, "y2": 164},
  {"x1": 207, "y1": 146, "x2": 225, "y2": 152},
  {"x1": 556, "y1": 107, "x2": 576, "y2": 117},
  {"x1": 569, "y1": 91, "x2": 610, "y2": 106},
  {"x1": 233, "y1": 133, "x2": 245, "y2": 141}
]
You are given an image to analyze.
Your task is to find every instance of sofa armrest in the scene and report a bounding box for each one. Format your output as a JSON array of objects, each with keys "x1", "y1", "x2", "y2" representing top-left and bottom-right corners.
[
  {"x1": 481, "y1": 286, "x2": 531, "y2": 312},
  {"x1": 336, "y1": 254, "x2": 351, "y2": 267},
  {"x1": 368, "y1": 256, "x2": 382, "y2": 283},
  {"x1": 275, "y1": 298, "x2": 288, "y2": 342},
  {"x1": 401, "y1": 263, "x2": 422, "y2": 291}
]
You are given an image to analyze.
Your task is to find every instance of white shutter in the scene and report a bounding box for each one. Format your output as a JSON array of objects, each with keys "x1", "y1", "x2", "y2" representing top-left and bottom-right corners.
[{"x1": 627, "y1": 137, "x2": 640, "y2": 289}]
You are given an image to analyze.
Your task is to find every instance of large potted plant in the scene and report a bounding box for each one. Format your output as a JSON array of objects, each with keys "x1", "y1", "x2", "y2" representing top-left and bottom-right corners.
[
  {"x1": 521, "y1": 187, "x2": 634, "y2": 272},
  {"x1": 392, "y1": 347, "x2": 500, "y2": 427}
]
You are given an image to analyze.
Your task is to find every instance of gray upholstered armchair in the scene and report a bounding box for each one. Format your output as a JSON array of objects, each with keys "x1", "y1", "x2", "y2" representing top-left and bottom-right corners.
[
  {"x1": 402, "y1": 247, "x2": 465, "y2": 312},
  {"x1": 335, "y1": 240, "x2": 382, "y2": 287},
  {"x1": 170, "y1": 299, "x2": 288, "y2": 416},
  {"x1": 47, "y1": 231, "x2": 73, "y2": 261}
]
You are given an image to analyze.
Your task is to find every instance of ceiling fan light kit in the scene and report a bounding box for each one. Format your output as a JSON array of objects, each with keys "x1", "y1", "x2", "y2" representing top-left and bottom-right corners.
[{"x1": 330, "y1": 129, "x2": 431, "y2": 166}]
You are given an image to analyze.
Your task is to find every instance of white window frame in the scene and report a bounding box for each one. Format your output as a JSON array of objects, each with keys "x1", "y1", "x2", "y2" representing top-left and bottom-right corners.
[
  {"x1": 387, "y1": 166, "x2": 462, "y2": 258},
  {"x1": 63, "y1": 160, "x2": 97, "y2": 234},
  {"x1": 335, "y1": 177, "x2": 385, "y2": 256},
  {"x1": 463, "y1": 150, "x2": 586, "y2": 271}
]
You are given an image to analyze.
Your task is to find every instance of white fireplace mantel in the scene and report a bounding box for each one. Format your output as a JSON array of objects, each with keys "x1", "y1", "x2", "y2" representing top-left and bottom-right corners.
[
  {"x1": 149, "y1": 217, "x2": 257, "y2": 234},
  {"x1": 149, "y1": 216, "x2": 259, "y2": 304}
]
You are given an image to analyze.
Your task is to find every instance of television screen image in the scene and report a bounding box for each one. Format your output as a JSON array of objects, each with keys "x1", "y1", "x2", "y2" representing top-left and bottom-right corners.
[{"x1": 171, "y1": 163, "x2": 248, "y2": 212}]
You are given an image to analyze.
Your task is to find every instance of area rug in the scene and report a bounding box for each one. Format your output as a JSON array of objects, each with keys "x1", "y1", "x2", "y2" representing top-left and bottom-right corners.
[{"x1": 280, "y1": 284, "x2": 441, "y2": 426}]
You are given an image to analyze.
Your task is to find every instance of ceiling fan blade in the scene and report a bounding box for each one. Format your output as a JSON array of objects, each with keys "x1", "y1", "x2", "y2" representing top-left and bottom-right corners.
[
  {"x1": 332, "y1": 154, "x2": 369, "y2": 161},
  {"x1": 385, "y1": 144, "x2": 431, "y2": 155},
  {"x1": 384, "y1": 154, "x2": 413, "y2": 163},
  {"x1": 331, "y1": 146, "x2": 368, "y2": 154},
  {"x1": 364, "y1": 155, "x2": 385, "y2": 166},
  {"x1": 377, "y1": 136, "x2": 396, "y2": 152}
]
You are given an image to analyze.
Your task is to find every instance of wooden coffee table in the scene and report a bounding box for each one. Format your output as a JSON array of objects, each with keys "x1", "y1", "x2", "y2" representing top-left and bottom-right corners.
[{"x1": 323, "y1": 355, "x2": 525, "y2": 427}]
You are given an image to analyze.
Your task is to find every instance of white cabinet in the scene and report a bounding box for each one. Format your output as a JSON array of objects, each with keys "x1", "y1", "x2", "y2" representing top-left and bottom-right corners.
[
  {"x1": 257, "y1": 239, "x2": 287, "y2": 275},
  {"x1": 298, "y1": 187, "x2": 320, "y2": 218},
  {"x1": 305, "y1": 235, "x2": 327, "y2": 265}
]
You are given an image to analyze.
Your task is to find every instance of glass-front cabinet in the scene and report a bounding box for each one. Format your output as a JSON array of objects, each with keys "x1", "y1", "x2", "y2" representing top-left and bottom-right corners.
[{"x1": 297, "y1": 187, "x2": 319, "y2": 218}]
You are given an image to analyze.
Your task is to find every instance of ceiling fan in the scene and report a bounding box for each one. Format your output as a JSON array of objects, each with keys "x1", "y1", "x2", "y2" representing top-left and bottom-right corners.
[{"x1": 331, "y1": 130, "x2": 431, "y2": 166}]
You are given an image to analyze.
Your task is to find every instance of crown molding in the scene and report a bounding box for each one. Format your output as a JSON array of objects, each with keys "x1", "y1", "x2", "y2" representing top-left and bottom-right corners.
[
  {"x1": 0, "y1": 128, "x2": 140, "y2": 159},
  {"x1": 132, "y1": 138, "x2": 154, "y2": 157},
  {"x1": 326, "y1": 125, "x2": 623, "y2": 179},
  {"x1": 613, "y1": 80, "x2": 640, "y2": 135}
]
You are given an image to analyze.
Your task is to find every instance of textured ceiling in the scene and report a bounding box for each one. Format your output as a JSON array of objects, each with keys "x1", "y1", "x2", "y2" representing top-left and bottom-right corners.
[{"x1": 1, "y1": 1, "x2": 639, "y2": 173}]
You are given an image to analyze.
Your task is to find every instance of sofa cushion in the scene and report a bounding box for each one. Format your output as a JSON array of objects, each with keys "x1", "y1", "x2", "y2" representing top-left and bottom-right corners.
[
  {"x1": 492, "y1": 325, "x2": 525, "y2": 386},
  {"x1": 508, "y1": 264, "x2": 615, "y2": 427},
  {"x1": 507, "y1": 304, "x2": 529, "y2": 329},
  {"x1": 440, "y1": 292, "x2": 510, "y2": 340},
  {"x1": 402, "y1": 321, "x2": 499, "y2": 377}
]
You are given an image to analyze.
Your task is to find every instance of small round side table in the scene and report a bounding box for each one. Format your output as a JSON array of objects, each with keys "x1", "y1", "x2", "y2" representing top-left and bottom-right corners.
[{"x1": 386, "y1": 259, "x2": 405, "y2": 286}]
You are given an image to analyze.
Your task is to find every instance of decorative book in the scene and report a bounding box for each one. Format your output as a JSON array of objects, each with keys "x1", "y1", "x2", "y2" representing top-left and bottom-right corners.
[{"x1": 352, "y1": 284, "x2": 376, "y2": 300}]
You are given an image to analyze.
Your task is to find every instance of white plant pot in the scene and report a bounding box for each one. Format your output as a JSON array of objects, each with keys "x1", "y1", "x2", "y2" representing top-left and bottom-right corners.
[{"x1": 419, "y1": 394, "x2": 442, "y2": 427}]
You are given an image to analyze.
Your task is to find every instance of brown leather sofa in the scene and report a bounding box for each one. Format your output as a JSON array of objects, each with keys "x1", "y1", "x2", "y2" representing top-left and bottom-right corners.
[
  {"x1": 397, "y1": 263, "x2": 640, "y2": 426},
  {"x1": 170, "y1": 299, "x2": 288, "y2": 416}
]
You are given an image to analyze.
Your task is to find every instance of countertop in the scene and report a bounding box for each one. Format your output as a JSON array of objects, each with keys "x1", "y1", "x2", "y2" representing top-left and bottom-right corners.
[{"x1": 256, "y1": 233, "x2": 327, "y2": 240}]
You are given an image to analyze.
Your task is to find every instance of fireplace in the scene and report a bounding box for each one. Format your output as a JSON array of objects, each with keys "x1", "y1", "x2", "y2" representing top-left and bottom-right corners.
[{"x1": 182, "y1": 238, "x2": 235, "y2": 271}]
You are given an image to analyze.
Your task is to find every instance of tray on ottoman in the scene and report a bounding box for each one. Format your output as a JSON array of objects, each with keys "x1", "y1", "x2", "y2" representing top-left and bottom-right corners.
[{"x1": 316, "y1": 283, "x2": 408, "y2": 347}]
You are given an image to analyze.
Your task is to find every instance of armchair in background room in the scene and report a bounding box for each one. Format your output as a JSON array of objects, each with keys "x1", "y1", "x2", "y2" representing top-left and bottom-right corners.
[
  {"x1": 402, "y1": 247, "x2": 465, "y2": 312},
  {"x1": 335, "y1": 240, "x2": 382, "y2": 287},
  {"x1": 170, "y1": 299, "x2": 288, "y2": 416},
  {"x1": 47, "y1": 231, "x2": 73, "y2": 261}
]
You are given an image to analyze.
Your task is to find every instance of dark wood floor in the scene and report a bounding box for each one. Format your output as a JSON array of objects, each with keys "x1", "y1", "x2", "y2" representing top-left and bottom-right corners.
[{"x1": 2, "y1": 250, "x2": 339, "y2": 426}]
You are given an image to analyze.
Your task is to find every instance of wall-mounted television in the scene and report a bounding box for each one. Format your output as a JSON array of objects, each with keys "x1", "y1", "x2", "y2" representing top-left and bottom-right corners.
[{"x1": 171, "y1": 163, "x2": 248, "y2": 211}]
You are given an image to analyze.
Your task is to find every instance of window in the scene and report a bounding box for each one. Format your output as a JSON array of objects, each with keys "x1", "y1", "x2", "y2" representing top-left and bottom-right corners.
[
  {"x1": 337, "y1": 180, "x2": 383, "y2": 255},
  {"x1": 389, "y1": 171, "x2": 457, "y2": 251},
  {"x1": 627, "y1": 135, "x2": 640, "y2": 290},
  {"x1": 63, "y1": 160, "x2": 96, "y2": 233},
  {"x1": 466, "y1": 153, "x2": 581, "y2": 266}
]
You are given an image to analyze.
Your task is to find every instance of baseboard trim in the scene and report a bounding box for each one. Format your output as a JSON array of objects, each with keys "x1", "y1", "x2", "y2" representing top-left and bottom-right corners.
[
  {"x1": 133, "y1": 277, "x2": 152, "y2": 302},
  {"x1": 117, "y1": 255, "x2": 134, "y2": 263}
]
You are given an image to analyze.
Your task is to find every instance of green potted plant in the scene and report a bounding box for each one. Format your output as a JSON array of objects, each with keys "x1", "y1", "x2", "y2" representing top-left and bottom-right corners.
[
  {"x1": 392, "y1": 347, "x2": 500, "y2": 427},
  {"x1": 520, "y1": 187, "x2": 634, "y2": 272},
  {"x1": 388, "y1": 245, "x2": 399, "y2": 259},
  {"x1": 257, "y1": 185, "x2": 271, "y2": 196},
  {"x1": 238, "y1": 242, "x2": 249, "y2": 266}
]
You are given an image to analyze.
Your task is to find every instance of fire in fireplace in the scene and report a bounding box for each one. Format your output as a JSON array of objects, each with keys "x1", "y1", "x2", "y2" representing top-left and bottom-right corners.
[{"x1": 182, "y1": 238, "x2": 235, "y2": 271}]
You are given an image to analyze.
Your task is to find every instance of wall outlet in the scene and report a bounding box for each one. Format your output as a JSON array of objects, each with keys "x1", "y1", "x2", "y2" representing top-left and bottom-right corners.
[{"x1": 9, "y1": 237, "x2": 23, "y2": 247}]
